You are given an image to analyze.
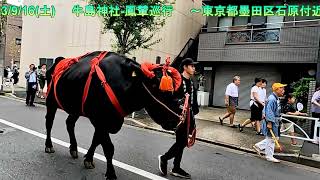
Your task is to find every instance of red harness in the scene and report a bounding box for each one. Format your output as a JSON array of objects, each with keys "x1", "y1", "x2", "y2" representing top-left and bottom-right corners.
[{"x1": 46, "y1": 51, "x2": 126, "y2": 117}]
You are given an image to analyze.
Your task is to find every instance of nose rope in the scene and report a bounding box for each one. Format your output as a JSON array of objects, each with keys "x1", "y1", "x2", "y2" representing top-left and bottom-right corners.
[{"x1": 142, "y1": 82, "x2": 181, "y2": 119}]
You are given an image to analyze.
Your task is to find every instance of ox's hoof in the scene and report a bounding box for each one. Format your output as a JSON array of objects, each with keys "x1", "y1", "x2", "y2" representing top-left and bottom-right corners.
[
  {"x1": 105, "y1": 173, "x2": 117, "y2": 180},
  {"x1": 70, "y1": 150, "x2": 78, "y2": 159},
  {"x1": 105, "y1": 167, "x2": 117, "y2": 180},
  {"x1": 84, "y1": 160, "x2": 95, "y2": 169},
  {"x1": 45, "y1": 147, "x2": 55, "y2": 153}
]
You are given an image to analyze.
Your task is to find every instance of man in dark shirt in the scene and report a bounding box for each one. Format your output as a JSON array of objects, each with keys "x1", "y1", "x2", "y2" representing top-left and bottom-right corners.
[
  {"x1": 158, "y1": 58, "x2": 199, "y2": 179},
  {"x1": 282, "y1": 94, "x2": 307, "y2": 146}
]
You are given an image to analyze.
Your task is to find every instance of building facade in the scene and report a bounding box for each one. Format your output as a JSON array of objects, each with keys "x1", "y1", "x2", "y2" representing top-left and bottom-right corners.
[
  {"x1": 18, "y1": 0, "x2": 205, "y2": 87},
  {"x1": 5, "y1": 15, "x2": 22, "y2": 68},
  {"x1": 197, "y1": 6, "x2": 320, "y2": 109}
]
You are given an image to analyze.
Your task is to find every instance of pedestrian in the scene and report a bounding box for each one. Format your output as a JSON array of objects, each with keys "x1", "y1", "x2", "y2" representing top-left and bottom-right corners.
[
  {"x1": 281, "y1": 93, "x2": 307, "y2": 147},
  {"x1": 219, "y1": 75, "x2": 240, "y2": 128},
  {"x1": 12, "y1": 64, "x2": 19, "y2": 85},
  {"x1": 25, "y1": 64, "x2": 38, "y2": 106},
  {"x1": 37, "y1": 64, "x2": 47, "y2": 99},
  {"x1": 259, "y1": 79, "x2": 267, "y2": 106},
  {"x1": 256, "y1": 79, "x2": 268, "y2": 128},
  {"x1": 253, "y1": 83, "x2": 286, "y2": 163},
  {"x1": 158, "y1": 58, "x2": 199, "y2": 179},
  {"x1": 311, "y1": 87, "x2": 320, "y2": 143},
  {"x1": 238, "y1": 78, "x2": 264, "y2": 135}
]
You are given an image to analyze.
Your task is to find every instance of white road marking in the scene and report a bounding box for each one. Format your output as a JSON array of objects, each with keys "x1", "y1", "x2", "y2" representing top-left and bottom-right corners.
[
  {"x1": 0, "y1": 118, "x2": 168, "y2": 180},
  {"x1": 126, "y1": 118, "x2": 148, "y2": 127}
]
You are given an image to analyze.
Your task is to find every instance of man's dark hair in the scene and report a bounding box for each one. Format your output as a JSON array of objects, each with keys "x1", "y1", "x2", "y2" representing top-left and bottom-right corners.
[
  {"x1": 286, "y1": 93, "x2": 294, "y2": 101},
  {"x1": 254, "y1": 77, "x2": 262, "y2": 84},
  {"x1": 261, "y1": 78, "x2": 267, "y2": 84},
  {"x1": 233, "y1": 75, "x2": 240, "y2": 82}
]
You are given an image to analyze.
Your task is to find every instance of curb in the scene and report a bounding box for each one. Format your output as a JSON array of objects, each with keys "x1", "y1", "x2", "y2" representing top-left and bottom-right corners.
[{"x1": 2, "y1": 94, "x2": 320, "y2": 169}]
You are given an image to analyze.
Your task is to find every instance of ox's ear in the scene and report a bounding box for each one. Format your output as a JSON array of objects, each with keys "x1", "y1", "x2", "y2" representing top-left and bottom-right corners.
[
  {"x1": 123, "y1": 58, "x2": 144, "y2": 78},
  {"x1": 125, "y1": 58, "x2": 160, "y2": 79}
]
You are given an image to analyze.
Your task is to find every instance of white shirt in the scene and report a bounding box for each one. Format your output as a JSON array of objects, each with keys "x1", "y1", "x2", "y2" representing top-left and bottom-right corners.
[
  {"x1": 28, "y1": 71, "x2": 37, "y2": 83},
  {"x1": 258, "y1": 88, "x2": 267, "y2": 103},
  {"x1": 250, "y1": 86, "x2": 261, "y2": 106},
  {"x1": 225, "y1": 83, "x2": 238, "y2": 97}
]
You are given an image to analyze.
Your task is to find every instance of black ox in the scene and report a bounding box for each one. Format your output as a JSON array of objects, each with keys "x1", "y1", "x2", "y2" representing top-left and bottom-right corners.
[{"x1": 44, "y1": 51, "x2": 183, "y2": 180}]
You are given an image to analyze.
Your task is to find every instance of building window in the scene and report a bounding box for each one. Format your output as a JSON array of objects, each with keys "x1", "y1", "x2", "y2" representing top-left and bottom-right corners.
[
  {"x1": 39, "y1": 58, "x2": 54, "y2": 68},
  {"x1": 250, "y1": 16, "x2": 267, "y2": 25},
  {"x1": 218, "y1": 17, "x2": 233, "y2": 31},
  {"x1": 233, "y1": 16, "x2": 249, "y2": 26},
  {"x1": 15, "y1": 38, "x2": 21, "y2": 45},
  {"x1": 226, "y1": 15, "x2": 280, "y2": 44}
]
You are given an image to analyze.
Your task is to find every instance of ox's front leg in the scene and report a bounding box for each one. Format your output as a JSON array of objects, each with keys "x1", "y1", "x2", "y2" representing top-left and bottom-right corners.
[
  {"x1": 84, "y1": 130, "x2": 101, "y2": 169},
  {"x1": 66, "y1": 114, "x2": 80, "y2": 159},
  {"x1": 45, "y1": 106, "x2": 57, "y2": 153},
  {"x1": 101, "y1": 133, "x2": 116, "y2": 180}
]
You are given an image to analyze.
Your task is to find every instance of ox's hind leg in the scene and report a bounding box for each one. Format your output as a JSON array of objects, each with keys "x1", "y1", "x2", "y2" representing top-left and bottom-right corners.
[
  {"x1": 84, "y1": 130, "x2": 101, "y2": 169},
  {"x1": 66, "y1": 114, "x2": 80, "y2": 159},
  {"x1": 101, "y1": 133, "x2": 117, "y2": 180},
  {"x1": 45, "y1": 105, "x2": 57, "y2": 153}
]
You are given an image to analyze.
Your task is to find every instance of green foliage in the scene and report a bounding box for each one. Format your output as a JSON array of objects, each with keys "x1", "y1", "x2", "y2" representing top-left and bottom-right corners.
[
  {"x1": 90, "y1": 0, "x2": 175, "y2": 55},
  {"x1": 291, "y1": 78, "x2": 315, "y2": 100},
  {"x1": 290, "y1": 77, "x2": 315, "y2": 112}
]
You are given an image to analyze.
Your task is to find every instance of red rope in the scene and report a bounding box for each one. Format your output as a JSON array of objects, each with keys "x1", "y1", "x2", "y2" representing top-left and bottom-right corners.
[
  {"x1": 180, "y1": 93, "x2": 196, "y2": 148},
  {"x1": 46, "y1": 51, "x2": 126, "y2": 118},
  {"x1": 81, "y1": 51, "x2": 108, "y2": 115}
]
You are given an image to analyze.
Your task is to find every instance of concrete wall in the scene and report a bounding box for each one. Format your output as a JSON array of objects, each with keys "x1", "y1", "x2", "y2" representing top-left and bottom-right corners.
[
  {"x1": 19, "y1": 0, "x2": 205, "y2": 87},
  {"x1": 198, "y1": 26, "x2": 320, "y2": 63}
]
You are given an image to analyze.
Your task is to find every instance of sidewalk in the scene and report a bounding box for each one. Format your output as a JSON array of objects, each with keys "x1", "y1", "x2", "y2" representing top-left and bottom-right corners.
[{"x1": 2, "y1": 85, "x2": 320, "y2": 168}]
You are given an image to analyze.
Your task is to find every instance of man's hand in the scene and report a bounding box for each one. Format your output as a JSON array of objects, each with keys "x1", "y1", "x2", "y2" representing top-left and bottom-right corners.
[
  {"x1": 300, "y1": 112, "x2": 308, "y2": 116},
  {"x1": 267, "y1": 122, "x2": 272, "y2": 129}
]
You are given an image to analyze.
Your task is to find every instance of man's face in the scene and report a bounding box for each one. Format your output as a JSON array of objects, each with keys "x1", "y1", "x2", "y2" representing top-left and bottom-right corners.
[
  {"x1": 289, "y1": 97, "x2": 296, "y2": 104},
  {"x1": 234, "y1": 79, "x2": 240, "y2": 86},
  {"x1": 275, "y1": 87, "x2": 285, "y2": 97},
  {"x1": 261, "y1": 82, "x2": 266, "y2": 88},
  {"x1": 257, "y1": 81, "x2": 262, "y2": 87},
  {"x1": 184, "y1": 64, "x2": 195, "y2": 75}
]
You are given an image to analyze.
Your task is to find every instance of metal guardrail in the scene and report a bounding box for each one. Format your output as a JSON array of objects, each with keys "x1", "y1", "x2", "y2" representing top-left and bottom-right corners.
[
  {"x1": 201, "y1": 19, "x2": 320, "y2": 44},
  {"x1": 226, "y1": 27, "x2": 280, "y2": 44},
  {"x1": 280, "y1": 114, "x2": 320, "y2": 154},
  {"x1": 201, "y1": 19, "x2": 320, "y2": 32}
]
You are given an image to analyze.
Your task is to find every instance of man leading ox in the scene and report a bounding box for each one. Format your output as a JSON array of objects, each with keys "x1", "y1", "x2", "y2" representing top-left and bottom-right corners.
[{"x1": 158, "y1": 58, "x2": 199, "y2": 179}]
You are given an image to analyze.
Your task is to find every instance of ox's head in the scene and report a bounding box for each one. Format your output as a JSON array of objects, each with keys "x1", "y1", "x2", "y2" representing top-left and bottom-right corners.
[{"x1": 129, "y1": 57, "x2": 183, "y2": 130}]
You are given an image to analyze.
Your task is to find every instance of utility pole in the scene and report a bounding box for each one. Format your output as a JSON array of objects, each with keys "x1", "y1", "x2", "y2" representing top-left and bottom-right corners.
[{"x1": 0, "y1": 0, "x2": 7, "y2": 94}]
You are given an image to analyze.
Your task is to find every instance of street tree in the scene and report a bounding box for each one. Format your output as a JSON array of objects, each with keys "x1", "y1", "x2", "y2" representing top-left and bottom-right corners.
[{"x1": 89, "y1": 0, "x2": 175, "y2": 55}]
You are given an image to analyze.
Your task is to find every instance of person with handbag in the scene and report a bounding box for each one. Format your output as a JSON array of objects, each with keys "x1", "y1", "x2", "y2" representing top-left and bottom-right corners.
[{"x1": 238, "y1": 78, "x2": 264, "y2": 135}]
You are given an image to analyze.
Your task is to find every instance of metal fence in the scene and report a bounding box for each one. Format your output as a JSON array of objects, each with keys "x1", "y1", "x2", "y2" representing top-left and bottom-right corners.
[
  {"x1": 226, "y1": 27, "x2": 280, "y2": 44},
  {"x1": 201, "y1": 19, "x2": 320, "y2": 44},
  {"x1": 280, "y1": 114, "x2": 320, "y2": 154}
]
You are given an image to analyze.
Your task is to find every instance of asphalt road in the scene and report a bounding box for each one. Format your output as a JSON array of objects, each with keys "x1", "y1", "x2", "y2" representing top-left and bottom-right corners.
[{"x1": 0, "y1": 96, "x2": 319, "y2": 180}]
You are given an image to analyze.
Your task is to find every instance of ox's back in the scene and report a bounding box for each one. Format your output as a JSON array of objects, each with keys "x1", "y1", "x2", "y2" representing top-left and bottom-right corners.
[{"x1": 47, "y1": 52, "x2": 145, "y2": 132}]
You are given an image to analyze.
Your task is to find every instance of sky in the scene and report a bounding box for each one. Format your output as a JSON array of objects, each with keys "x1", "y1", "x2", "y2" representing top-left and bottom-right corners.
[{"x1": 1, "y1": 0, "x2": 23, "y2": 6}]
